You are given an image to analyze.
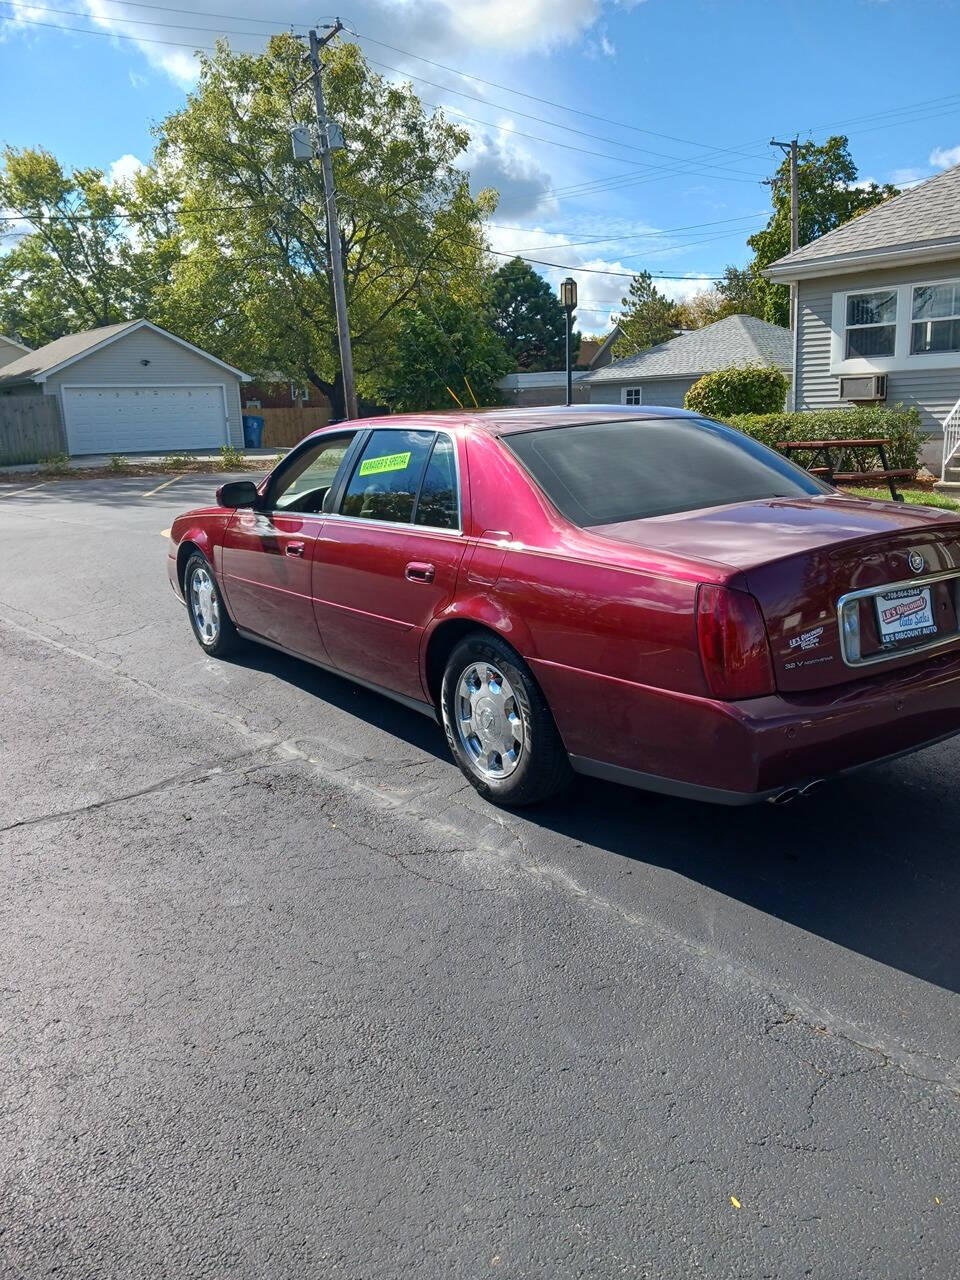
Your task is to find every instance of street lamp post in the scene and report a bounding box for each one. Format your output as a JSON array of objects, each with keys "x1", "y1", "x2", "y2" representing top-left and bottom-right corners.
[{"x1": 559, "y1": 277, "x2": 577, "y2": 406}]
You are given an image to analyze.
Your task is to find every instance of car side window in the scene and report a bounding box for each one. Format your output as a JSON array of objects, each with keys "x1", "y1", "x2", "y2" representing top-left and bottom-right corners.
[
  {"x1": 271, "y1": 435, "x2": 355, "y2": 513},
  {"x1": 414, "y1": 435, "x2": 459, "y2": 529},
  {"x1": 339, "y1": 429, "x2": 435, "y2": 524}
]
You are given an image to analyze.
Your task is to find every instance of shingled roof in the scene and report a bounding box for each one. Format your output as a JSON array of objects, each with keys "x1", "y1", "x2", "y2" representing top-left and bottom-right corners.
[
  {"x1": 582, "y1": 314, "x2": 792, "y2": 384},
  {"x1": 765, "y1": 162, "x2": 960, "y2": 280},
  {"x1": 0, "y1": 319, "x2": 248, "y2": 386}
]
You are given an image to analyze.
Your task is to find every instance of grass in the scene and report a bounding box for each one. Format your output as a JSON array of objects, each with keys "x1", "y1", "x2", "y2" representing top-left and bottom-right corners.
[{"x1": 842, "y1": 486, "x2": 960, "y2": 512}]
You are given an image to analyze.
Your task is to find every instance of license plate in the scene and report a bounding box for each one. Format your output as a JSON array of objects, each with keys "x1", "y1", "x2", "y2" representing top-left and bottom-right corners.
[{"x1": 875, "y1": 586, "x2": 937, "y2": 645}]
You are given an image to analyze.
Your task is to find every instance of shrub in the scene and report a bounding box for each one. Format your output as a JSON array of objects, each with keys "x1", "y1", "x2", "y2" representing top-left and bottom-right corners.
[
  {"x1": 722, "y1": 403, "x2": 928, "y2": 472},
  {"x1": 216, "y1": 444, "x2": 245, "y2": 471},
  {"x1": 109, "y1": 454, "x2": 128, "y2": 472},
  {"x1": 166, "y1": 452, "x2": 194, "y2": 471},
  {"x1": 684, "y1": 363, "x2": 788, "y2": 417},
  {"x1": 40, "y1": 452, "x2": 70, "y2": 474}
]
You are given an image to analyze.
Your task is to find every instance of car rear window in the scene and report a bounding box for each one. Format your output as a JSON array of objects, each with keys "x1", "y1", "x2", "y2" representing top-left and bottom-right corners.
[{"x1": 503, "y1": 417, "x2": 828, "y2": 526}]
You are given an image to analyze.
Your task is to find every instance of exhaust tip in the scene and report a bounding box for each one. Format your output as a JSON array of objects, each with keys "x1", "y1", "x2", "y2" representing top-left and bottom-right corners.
[{"x1": 768, "y1": 787, "x2": 800, "y2": 806}]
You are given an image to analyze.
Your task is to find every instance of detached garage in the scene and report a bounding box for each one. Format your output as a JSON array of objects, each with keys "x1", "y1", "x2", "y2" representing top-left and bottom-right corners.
[{"x1": 0, "y1": 320, "x2": 249, "y2": 455}]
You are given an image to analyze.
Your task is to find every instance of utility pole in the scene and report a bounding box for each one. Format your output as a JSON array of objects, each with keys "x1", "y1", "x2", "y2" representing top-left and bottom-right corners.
[
  {"x1": 770, "y1": 137, "x2": 799, "y2": 333},
  {"x1": 309, "y1": 23, "x2": 357, "y2": 420}
]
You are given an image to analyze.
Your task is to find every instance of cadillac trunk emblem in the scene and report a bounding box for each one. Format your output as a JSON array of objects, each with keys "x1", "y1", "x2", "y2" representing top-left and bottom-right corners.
[{"x1": 908, "y1": 550, "x2": 925, "y2": 574}]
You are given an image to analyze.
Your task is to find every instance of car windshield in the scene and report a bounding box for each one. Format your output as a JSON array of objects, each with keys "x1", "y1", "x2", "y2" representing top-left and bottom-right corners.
[{"x1": 503, "y1": 416, "x2": 829, "y2": 526}]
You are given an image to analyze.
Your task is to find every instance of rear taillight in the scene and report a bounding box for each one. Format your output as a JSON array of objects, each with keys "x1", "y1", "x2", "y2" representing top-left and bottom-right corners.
[{"x1": 697, "y1": 584, "x2": 775, "y2": 700}]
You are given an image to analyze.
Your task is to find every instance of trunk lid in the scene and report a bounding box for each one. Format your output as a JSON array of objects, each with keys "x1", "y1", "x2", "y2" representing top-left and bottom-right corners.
[{"x1": 594, "y1": 494, "x2": 960, "y2": 692}]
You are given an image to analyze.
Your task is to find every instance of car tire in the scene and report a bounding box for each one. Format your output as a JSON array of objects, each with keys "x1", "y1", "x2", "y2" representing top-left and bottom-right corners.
[
  {"x1": 440, "y1": 631, "x2": 572, "y2": 806},
  {"x1": 183, "y1": 551, "x2": 241, "y2": 658}
]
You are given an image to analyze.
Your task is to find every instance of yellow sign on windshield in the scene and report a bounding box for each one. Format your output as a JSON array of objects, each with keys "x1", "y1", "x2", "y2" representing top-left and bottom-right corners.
[{"x1": 358, "y1": 451, "x2": 411, "y2": 477}]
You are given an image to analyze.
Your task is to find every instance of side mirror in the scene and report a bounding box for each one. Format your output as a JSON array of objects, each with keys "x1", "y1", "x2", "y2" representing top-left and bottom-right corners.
[{"x1": 217, "y1": 480, "x2": 260, "y2": 509}]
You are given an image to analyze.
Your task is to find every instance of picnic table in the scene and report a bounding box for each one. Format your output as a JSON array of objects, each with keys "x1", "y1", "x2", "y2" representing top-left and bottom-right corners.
[{"x1": 776, "y1": 436, "x2": 912, "y2": 501}]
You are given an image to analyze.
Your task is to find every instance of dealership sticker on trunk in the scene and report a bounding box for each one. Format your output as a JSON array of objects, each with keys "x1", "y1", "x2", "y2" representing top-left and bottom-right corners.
[{"x1": 875, "y1": 586, "x2": 937, "y2": 645}]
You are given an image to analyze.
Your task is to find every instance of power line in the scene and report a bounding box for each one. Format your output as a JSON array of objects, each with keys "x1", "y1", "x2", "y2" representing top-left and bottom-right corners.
[
  {"x1": 0, "y1": 7, "x2": 767, "y2": 185},
  {"x1": 0, "y1": 0, "x2": 773, "y2": 162},
  {"x1": 0, "y1": 10, "x2": 220, "y2": 49},
  {"x1": 362, "y1": 54, "x2": 767, "y2": 178},
  {"x1": 485, "y1": 249, "x2": 723, "y2": 280}
]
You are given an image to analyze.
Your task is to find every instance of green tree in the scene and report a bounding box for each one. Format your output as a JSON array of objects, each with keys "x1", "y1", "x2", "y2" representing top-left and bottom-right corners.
[
  {"x1": 488, "y1": 257, "x2": 578, "y2": 370},
  {"x1": 714, "y1": 265, "x2": 767, "y2": 322},
  {"x1": 383, "y1": 297, "x2": 512, "y2": 410},
  {"x1": 612, "y1": 271, "x2": 681, "y2": 359},
  {"x1": 153, "y1": 36, "x2": 494, "y2": 418},
  {"x1": 737, "y1": 136, "x2": 899, "y2": 326},
  {"x1": 0, "y1": 147, "x2": 170, "y2": 347}
]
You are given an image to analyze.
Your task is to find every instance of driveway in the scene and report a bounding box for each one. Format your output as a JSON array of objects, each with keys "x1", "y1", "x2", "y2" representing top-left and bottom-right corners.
[{"x1": 1, "y1": 472, "x2": 958, "y2": 1278}]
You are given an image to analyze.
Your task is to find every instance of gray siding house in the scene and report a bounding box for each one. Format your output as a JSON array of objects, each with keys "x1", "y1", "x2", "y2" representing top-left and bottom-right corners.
[
  {"x1": 764, "y1": 162, "x2": 960, "y2": 477},
  {"x1": 496, "y1": 325, "x2": 621, "y2": 407},
  {"x1": 580, "y1": 313, "x2": 793, "y2": 407},
  {"x1": 0, "y1": 320, "x2": 249, "y2": 455}
]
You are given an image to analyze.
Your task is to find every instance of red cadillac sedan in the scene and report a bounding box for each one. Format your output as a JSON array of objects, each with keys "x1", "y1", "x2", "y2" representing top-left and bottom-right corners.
[{"x1": 167, "y1": 406, "x2": 960, "y2": 806}]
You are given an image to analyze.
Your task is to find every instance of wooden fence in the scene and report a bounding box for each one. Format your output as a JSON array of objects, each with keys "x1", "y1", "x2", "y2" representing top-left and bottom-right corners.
[
  {"x1": 0, "y1": 395, "x2": 67, "y2": 466},
  {"x1": 257, "y1": 405, "x2": 330, "y2": 448}
]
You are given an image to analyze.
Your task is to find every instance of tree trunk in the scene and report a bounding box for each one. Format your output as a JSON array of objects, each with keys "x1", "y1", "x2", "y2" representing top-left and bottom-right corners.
[{"x1": 307, "y1": 369, "x2": 345, "y2": 422}]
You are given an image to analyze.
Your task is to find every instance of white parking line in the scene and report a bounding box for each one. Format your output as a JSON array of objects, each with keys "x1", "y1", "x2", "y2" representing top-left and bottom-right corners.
[
  {"x1": 142, "y1": 474, "x2": 183, "y2": 498},
  {"x1": 0, "y1": 482, "x2": 47, "y2": 498}
]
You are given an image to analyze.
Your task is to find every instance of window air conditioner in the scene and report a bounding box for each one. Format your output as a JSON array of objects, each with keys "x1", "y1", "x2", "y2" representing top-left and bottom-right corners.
[{"x1": 839, "y1": 374, "x2": 887, "y2": 402}]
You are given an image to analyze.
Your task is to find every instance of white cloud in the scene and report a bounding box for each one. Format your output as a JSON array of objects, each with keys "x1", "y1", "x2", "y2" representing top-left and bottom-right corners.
[
  {"x1": 463, "y1": 125, "x2": 555, "y2": 219},
  {"x1": 128, "y1": 69, "x2": 148, "y2": 89},
  {"x1": 583, "y1": 24, "x2": 616, "y2": 58},
  {"x1": 2, "y1": 0, "x2": 636, "y2": 88},
  {"x1": 108, "y1": 153, "x2": 147, "y2": 187},
  {"x1": 484, "y1": 223, "x2": 712, "y2": 331},
  {"x1": 930, "y1": 144, "x2": 960, "y2": 170},
  {"x1": 890, "y1": 166, "x2": 928, "y2": 188}
]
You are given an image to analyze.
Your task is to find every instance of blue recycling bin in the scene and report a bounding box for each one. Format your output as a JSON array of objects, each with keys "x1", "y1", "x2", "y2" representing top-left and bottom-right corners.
[{"x1": 242, "y1": 414, "x2": 264, "y2": 449}]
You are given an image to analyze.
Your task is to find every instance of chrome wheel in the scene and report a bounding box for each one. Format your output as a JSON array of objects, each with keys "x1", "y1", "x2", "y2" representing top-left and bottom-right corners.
[
  {"x1": 455, "y1": 661, "x2": 525, "y2": 779},
  {"x1": 189, "y1": 565, "x2": 220, "y2": 645}
]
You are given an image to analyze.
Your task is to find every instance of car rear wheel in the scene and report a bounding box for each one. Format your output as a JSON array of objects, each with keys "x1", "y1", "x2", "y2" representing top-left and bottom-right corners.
[
  {"x1": 440, "y1": 632, "x2": 572, "y2": 806},
  {"x1": 184, "y1": 552, "x2": 241, "y2": 658}
]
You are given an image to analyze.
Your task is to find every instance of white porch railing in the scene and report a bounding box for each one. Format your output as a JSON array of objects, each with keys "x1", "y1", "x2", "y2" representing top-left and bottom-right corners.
[{"x1": 943, "y1": 394, "x2": 960, "y2": 477}]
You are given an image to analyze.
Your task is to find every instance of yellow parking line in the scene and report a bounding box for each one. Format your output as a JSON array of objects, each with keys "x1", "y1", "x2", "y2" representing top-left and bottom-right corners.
[
  {"x1": 0, "y1": 481, "x2": 47, "y2": 498},
  {"x1": 142, "y1": 474, "x2": 184, "y2": 498}
]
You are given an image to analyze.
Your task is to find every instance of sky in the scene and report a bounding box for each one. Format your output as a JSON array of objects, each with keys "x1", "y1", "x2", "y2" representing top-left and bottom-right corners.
[{"x1": 2, "y1": 0, "x2": 960, "y2": 334}]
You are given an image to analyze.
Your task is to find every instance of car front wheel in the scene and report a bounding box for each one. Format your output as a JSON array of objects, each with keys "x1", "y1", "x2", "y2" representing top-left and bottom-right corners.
[
  {"x1": 440, "y1": 632, "x2": 572, "y2": 806},
  {"x1": 184, "y1": 552, "x2": 241, "y2": 657}
]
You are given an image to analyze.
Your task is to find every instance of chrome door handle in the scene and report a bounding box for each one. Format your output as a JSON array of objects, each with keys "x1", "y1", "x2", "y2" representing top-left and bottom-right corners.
[
  {"x1": 405, "y1": 561, "x2": 436, "y2": 583},
  {"x1": 285, "y1": 541, "x2": 306, "y2": 557}
]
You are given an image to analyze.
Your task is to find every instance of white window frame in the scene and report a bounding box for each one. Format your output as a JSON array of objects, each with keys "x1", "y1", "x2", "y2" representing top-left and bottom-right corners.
[
  {"x1": 841, "y1": 289, "x2": 898, "y2": 362},
  {"x1": 830, "y1": 276, "x2": 960, "y2": 374},
  {"x1": 909, "y1": 280, "x2": 960, "y2": 356},
  {"x1": 621, "y1": 385, "x2": 643, "y2": 406},
  {"x1": 290, "y1": 382, "x2": 310, "y2": 402}
]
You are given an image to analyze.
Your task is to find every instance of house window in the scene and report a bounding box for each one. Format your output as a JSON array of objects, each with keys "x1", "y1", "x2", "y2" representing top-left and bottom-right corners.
[
  {"x1": 290, "y1": 383, "x2": 310, "y2": 402},
  {"x1": 911, "y1": 282, "x2": 960, "y2": 354},
  {"x1": 624, "y1": 387, "x2": 643, "y2": 406},
  {"x1": 845, "y1": 290, "x2": 897, "y2": 358}
]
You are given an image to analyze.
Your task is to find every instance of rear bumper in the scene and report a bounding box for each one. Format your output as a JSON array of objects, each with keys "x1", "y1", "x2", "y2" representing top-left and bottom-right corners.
[{"x1": 531, "y1": 650, "x2": 960, "y2": 803}]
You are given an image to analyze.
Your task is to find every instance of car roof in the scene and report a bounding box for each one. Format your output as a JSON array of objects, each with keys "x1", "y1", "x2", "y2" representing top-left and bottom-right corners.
[{"x1": 310, "y1": 404, "x2": 700, "y2": 441}]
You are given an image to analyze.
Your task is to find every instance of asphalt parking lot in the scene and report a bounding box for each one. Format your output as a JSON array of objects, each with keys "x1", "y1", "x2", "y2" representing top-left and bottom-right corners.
[{"x1": 1, "y1": 471, "x2": 959, "y2": 1278}]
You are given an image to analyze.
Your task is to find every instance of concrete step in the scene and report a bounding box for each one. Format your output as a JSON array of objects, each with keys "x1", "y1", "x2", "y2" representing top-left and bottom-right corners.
[{"x1": 933, "y1": 481, "x2": 960, "y2": 494}]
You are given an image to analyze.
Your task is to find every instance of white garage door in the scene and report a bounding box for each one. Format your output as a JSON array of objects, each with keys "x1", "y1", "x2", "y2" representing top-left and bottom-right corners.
[{"x1": 62, "y1": 385, "x2": 228, "y2": 454}]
